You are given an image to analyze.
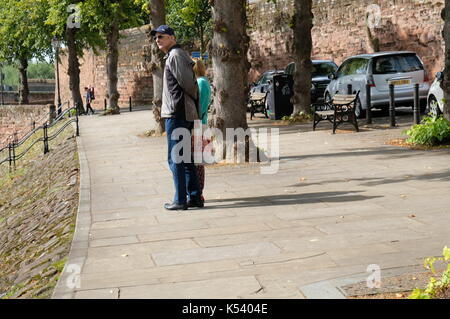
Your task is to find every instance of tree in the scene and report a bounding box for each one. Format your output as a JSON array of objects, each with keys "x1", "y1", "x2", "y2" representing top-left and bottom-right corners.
[
  {"x1": 210, "y1": 0, "x2": 250, "y2": 160},
  {"x1": 46, "y1": 0, "x2": 147, "y2": 114},
  {"x1": 82, "y1": 0, "x2": 148, "y2": 114},
  {"x1": 148, "y1": 0, "x2": 166, "y2": 134},
  {"x1": 166, "y1": 0, "x2": 212, "y2": 54},
  {"x1": 291, "y1": 0, "x2": 313, "y2": 115},
  {"x1": 443, "y1": 4, "x2": 450, "y2": 121},
  {"x1": 0, "y1": 0, "x2": 52, "y2": 104},
  {"x1": 46, "y1": 0, "x2": 101, "y2": 114}
]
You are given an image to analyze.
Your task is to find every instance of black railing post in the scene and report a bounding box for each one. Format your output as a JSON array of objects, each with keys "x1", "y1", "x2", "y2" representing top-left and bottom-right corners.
[
  {"x1": 76, "y1": 107, "x2": 80, "y2": 137},
  {"x1": 104, "y1": 98, "x2": 107, "y2": 111},
  {"x1": 12, "y1": 142, "x2": 16, "y2": 170},
  {"x1": 129, "y1": 96, "x2": 132, "y2": 112},
  {"x1": 8, "y1": 143, "x2": 12, "y2": 173},
  {"x1": 49, "y1": 104, "x2": 56, "y2": 124},
  {"x1": 413, "y1": 83, "x2": 420, "y2": 124},
  {"x1": 43, "y1": 123, "x2": 49, "y2": 154},
  {"x1": 366, "y1": 84, "x2": 372, "y2": 124},
  {"x1": 347, "y1": 84, "x2": 352, "y2": 95},
  {"x1": 389, "y1": 83, "x2": 396, "y2": 127}
]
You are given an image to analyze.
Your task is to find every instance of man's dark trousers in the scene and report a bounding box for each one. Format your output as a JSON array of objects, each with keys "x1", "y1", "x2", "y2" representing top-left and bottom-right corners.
[{"x1": 165, "y1": 118, "x2": 201, "y2": 205}]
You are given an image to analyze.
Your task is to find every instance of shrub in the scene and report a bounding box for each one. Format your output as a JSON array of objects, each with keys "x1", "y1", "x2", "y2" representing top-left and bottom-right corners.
[
  {"x1": 409, "y1": 246, "x2": 450, "y2": 299},
  {"x1": 405, "y1": 115, "x2": 450, "y2": 146},
  {"x1": 281, "y1": 111, "x2": 311, "y2": 124}
]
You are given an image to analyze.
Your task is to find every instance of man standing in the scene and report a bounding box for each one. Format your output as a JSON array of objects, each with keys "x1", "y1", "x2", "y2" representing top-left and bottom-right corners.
[{"x1": 151, "y1": 25, "x2": 203, "y2": 211}]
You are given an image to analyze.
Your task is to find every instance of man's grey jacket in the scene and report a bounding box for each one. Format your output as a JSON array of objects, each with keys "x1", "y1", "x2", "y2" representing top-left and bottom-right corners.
[{"x1": 161, "y1": 45, "x2": 199, "y2": 122}]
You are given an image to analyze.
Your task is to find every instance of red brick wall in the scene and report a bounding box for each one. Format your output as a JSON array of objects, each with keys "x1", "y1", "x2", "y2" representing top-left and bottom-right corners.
[
  {"x1": 0, "y1": 105, "x2": 50, "y2": 147},
  {"x1": 57, "y1": 25, "x2": 154, "y2": 110},
  {"x1": 58, "y1": 1, "x2": 445, "y2": 97},
  {"x1": 1, "y1": 92, "x2": 54, "y2": 105},
  {"x1": 248, "y1": 0, "x2": 445, "y2": 81}
]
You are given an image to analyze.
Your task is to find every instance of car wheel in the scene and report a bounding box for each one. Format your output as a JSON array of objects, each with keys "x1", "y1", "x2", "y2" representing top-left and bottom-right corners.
[
  {"x1": 427, "y1": 96, "x2": 442, "y2": 117},
  {"x1": 354, "y1": 97, "x2": 366, "y2": 119}
]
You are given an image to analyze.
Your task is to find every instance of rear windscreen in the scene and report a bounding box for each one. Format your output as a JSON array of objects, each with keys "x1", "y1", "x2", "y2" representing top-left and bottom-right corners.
[
  {"x1": 373, "y1": 54, "x2": 423, "y2": 74},
  {"x1": 312, "y1": 63, "x2": 338, "y2": 77}
]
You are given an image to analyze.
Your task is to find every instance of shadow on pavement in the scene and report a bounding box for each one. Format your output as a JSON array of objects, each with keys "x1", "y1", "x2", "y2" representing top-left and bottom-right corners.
[
  {"x1": 280, "y1": 147, "x2": 428, "y2": 162},
  {"x1": 205, "y1": 191, "x2": 383, "y2": 209}
]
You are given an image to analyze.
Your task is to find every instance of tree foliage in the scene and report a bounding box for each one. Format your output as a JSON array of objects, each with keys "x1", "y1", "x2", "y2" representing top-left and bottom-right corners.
[
  {"x1": 0, "y1": 0, "x2": 53, "y2": 102},
  {"x1": 166, "y1": 0, "x2": 212, "y2": 53},
  {"x1": 45, "y1": 0, "x2": 148, "y2": 111},
  {"x1": 0, "y1": 0, "x2": 52, "y2": 63}
]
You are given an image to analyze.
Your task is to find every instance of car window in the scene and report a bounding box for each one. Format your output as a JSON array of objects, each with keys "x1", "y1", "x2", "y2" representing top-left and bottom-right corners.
[
  {"x1": 312, "y1": 62, "x2": 338, "y2": 77},
  {"x1": 346, "y1": 58, "x2": 369, "y2": 75},
  {"x1": 373, "y1": 54, "x2": 423, "y2": 74},
  {"x1": 285, "y1": 63, "x2": 295, "y2": 75},
  {"x1": 398, "y1": 55, "x2": 423, "y2": 72},
  {"x1": 258, "y1": 74, "x2": 268, "y2": 85},
  {"x1": 336, "y1": 60, "x2": 351, "y2": 77}
]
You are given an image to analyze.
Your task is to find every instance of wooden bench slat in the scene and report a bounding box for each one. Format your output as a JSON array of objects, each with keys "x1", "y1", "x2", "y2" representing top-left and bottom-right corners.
[
  {"x1": 333, "y1": 96, "x2": 356, "y2": 104},
  {"x1": 316, "y1": 110, "x2": 334, "y2": 116},
  {"x1": 333, "y1": 94, "x2": 357, "y2": 99},
  {"x1": 250, "y1": 92, "x2": 267, "y2": 100}
]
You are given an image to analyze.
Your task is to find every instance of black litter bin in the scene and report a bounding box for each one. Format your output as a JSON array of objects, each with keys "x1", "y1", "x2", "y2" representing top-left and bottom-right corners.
[{"x1": 266, "y1": 74, "x2": 294, "y2": 120}]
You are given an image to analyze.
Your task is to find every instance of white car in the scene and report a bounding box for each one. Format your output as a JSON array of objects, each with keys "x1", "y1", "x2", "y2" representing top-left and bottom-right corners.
[
  {"x1": 427, "y1": 71, "x2": 445, "y2": 116},
  {"x1": 324, "y1": 51, "x2": 430, "y2": 118}
]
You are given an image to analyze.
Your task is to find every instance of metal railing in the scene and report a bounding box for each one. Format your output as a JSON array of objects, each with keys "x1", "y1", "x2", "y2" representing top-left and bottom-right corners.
[
  {"x1": 0, "y1": 101, "x2": 70, "y2": 149},
  {"x1": 0, "y1": 105, "x2": 79, "y2": 173}
]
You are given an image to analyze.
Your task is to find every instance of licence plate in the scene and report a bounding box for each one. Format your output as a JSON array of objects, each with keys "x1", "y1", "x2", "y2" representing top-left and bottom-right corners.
[{"x1": 390, "y1": 79, "x2": 411, "y2": 86}]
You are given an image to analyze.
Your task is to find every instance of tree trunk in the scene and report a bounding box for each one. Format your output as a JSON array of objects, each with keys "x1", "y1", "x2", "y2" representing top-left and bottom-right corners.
[
  {"x1": 365, "y1": 13, "x2": 380, "y2": 53},
  {"x1": 18, "y1": 56, "x2": 29, "y2": 105},
  {"x1": 210, "y1": 0, "x2": 249, "y2": 132},
  {"x1": 149, "y1": 0, "x2": 166, "y2": 134},
  {"x1": 292, "y1": 0, "x2": 313, "y2": 115},
  {"x1": 443, "y1": 3, "x2": 450, "y2": 121},
  {"x1": 106, "y1": 21, "x2": 120, "y2": 114},
  {"x1": 66, "y1": 27, "x2": 85, "y2": 114},
  {"x1": 210, "y1": 0, "x2": 253, "y2": 163}
]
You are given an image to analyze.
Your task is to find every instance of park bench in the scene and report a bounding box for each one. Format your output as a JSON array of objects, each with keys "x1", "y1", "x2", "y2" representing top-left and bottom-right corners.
[
  {"x1": 248, "y1": 91, "x2": 268, "y2": 120},
  {"x1": 312, "y1": 91, "x2": 360, "y2": 134}
]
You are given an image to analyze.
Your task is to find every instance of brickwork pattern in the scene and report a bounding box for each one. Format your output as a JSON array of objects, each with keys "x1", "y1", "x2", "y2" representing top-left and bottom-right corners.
[
  {"x1": 57, "y1": 25, "x2": 154, "y2": 110},
  {"x1": 248, "y1": 0, "x2": 444, "y2": 81},
  {"x1": 0, "y1": 105, "x2": 50, "y2": 147},
  {"x1": 58, "y1": 1, "x2": 445, "y2": 97}
]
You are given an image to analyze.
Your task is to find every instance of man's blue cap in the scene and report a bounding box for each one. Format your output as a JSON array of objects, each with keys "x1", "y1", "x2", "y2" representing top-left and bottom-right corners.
[{"x1": 150, "y1": 25, "x2": 175, "y2": 36}]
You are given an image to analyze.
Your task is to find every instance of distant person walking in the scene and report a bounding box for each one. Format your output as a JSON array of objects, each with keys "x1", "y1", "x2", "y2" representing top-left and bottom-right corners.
[
  {"x1": 84, "y1": 86, "x2": 95, "y2": 115},
  {"x1": 193, "y1": 59, "x2": 211, "y2": 202},
  {"x1": 151, "y1": 24, "x2": 203, "y2": 211}
]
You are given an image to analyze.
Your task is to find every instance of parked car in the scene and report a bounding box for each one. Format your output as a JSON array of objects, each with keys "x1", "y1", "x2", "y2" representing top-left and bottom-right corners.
[
  {"x1": 284, "y1": 60, "x2": 338, "y2": 103},
  {"x1": 427, "y1": 71, "x2": 444, "y2": 116},
  {"x1": 324, "y1": 51, "x2": 430, "y2": 118},
  {"x1": 249, "y1": 70, "x2": 285, "y2": 95},
  {"x1": 247, "y1": 69, "x2": 284, "y2": 112}
]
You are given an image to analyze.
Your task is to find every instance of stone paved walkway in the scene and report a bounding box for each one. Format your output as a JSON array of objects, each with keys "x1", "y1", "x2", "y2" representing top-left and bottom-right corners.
[{"x1": 53, "y1": 110, "x2": 450, "y2": 299}]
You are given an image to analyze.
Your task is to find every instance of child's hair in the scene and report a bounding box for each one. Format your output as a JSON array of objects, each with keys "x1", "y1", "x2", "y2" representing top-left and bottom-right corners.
[{"x1": 193, "y1": 58, "x2": 206, "y2": 77}]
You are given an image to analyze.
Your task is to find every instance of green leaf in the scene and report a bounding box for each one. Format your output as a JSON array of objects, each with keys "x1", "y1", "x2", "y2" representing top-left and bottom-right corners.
[
  {"x1": 443, "y1": 246, "x2": 450, "y2": 261},
  {"x1": 408, "y1": 288, "x2": 430, "y2": 299}
]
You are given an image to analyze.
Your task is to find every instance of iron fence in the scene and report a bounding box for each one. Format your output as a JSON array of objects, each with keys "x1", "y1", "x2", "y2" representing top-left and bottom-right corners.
[{"x1": 0, "y1": 105, "x2": 79, "y2": 173}]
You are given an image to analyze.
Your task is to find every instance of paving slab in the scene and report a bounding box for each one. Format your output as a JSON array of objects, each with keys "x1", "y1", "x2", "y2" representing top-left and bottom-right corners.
[
  {"x1": 52, "y1": 111, "x2": 450, "y2": 299},
  {"x1": 119, "y1": 276, "x2": 262, "y2": 299},
  {"x1": 152, "y1": 242, "x2": 281, "y2": 266}
]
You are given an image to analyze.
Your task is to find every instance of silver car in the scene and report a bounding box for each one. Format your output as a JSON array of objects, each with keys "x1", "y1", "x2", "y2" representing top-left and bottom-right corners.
[
  {"x1": 324, "y1": 51, "x2": 430, "y2": 117},
  {"x1": 427, "y1": 71, "x2": 444, "y2": 116}
]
